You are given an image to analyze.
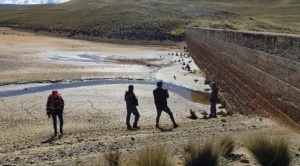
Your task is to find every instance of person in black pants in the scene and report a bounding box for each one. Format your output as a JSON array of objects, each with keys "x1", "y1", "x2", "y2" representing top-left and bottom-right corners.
[
  {"x1": 209, "y1": 82, "x2": 219, "y2": 118},
  {"x1": 125, "y1": 85, "x2": 140, "y2": 130},
  {"x1": 46, "y1": 90, "x2": 65, "y2": 136},
  {"x1": 153, "y1": 81, "x2": 178, "y2": 128}
]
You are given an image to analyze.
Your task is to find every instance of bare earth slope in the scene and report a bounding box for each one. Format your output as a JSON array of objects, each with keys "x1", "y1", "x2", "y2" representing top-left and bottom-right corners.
[{"x1": 1, "y1": 0, "x2": 299, "y2": 44}]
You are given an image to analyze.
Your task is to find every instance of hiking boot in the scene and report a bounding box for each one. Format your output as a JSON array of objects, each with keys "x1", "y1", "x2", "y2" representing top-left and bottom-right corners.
[
  {"x1": 155, "y1": 125, "x2": 159, "y2": 128},
  {"x1": 173, "y1": 124, "x2": 179, "y2": 128},
  {"x1": 127, "y1": 126, "x2": 132, "y2": 130},
  {"x1": 133, "y1": 126, "x2": 140, "y2": 129}
]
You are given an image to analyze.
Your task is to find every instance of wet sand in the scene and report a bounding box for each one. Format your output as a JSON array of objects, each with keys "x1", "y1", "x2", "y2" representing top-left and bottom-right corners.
[{"x1": 0, "y1": 27, "x2": 300, "y2": 165}]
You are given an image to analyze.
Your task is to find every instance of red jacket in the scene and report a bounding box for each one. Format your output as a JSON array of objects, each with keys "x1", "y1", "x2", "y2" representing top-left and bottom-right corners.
[{"x1": 46, "y1": 94, "x2": 64, "y2": 115}]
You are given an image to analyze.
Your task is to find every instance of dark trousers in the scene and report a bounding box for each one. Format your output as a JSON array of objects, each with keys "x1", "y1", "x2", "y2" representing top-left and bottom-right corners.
[
  {"x1": 156, "y1": 105, "x2": 176, "y2": 126},
  {"x1": 209, "y1": 101, "x2": 217, "y2": 118},
  {"x1": 52, "y1": 111, "x2": 63, "y2": 134},
  {"x1": 126, "y1": 106, "x2": 140, "y2": 128}
]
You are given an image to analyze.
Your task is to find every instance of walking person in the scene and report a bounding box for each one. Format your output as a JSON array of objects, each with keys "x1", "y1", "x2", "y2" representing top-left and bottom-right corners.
[
  {"x1": 153, "y1": 81, "x2": 178, "y2": 128},
  {"x1": 209, "y1": 82, "x2": 219, "y2": 118},
  {"x1": 125, "y1": 85, "x2": 140, "y2": 130},
  {"x1": 46, "y1": 89, "x2": 65, "y2": 136}
]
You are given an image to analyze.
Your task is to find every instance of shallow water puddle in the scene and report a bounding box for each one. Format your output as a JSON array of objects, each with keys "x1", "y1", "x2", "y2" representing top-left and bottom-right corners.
[
  {"x1": 0, "y1": 79, "x2": 210, "y2": 105},
  {"x1": 190, "y1": 90, "x2": 210, "y2": 105},
  {"x1": 48, "y1": 54, "x2": 103, "y2": 64}
]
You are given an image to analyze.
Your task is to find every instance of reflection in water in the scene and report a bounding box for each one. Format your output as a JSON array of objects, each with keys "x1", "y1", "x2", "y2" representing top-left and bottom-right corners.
[
  {"x1": 0, "y1": 79, "x2": 210, "y2": 105},
  {"x1": 190, "y1": 90, "x2": 210, "y2": 105}
]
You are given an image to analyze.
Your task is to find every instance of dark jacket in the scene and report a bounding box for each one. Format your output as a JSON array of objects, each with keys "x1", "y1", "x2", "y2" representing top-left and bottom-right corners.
[
  {"x1": 153, "y1": 88, "x2": 169, "y2": 107},
  {"x1": 125, "y1": 91, "x2": 138, "y2": 107},
  {"x1": 209, "y1": 87, "x2": 219, "y2": 102},
  {"x1": 46, "y1": 94, "x2": 64, "y2": 115}
]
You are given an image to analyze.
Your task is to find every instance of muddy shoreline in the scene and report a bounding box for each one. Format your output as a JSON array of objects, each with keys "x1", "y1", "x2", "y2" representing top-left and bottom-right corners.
[{"x1": 0, "y1": 78, "x2": 210, "y2": 105}]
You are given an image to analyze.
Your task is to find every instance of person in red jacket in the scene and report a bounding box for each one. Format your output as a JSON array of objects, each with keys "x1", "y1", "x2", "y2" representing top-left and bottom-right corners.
[{"x1": 46, "y1": 89, "x2": 65, "y2": 136}]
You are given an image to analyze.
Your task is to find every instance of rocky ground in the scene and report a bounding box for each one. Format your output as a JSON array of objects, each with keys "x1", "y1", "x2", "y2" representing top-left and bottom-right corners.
[{"x1": 0, "y1": 27, "x2": 299, "y2": 166}]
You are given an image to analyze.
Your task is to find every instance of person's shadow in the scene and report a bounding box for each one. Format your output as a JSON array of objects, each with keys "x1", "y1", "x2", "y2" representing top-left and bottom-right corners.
[
  {"x1": 157, "y1": 126, "x2": 173, "y2": 132},
  {"x1": 41, "y1": 134, "x2": 63, "y2": 144}
]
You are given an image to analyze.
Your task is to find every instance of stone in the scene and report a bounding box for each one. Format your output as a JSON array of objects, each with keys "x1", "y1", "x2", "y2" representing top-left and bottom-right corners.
[{"x1": 240, "y1": 159, "x2": 250, "y2": 163}]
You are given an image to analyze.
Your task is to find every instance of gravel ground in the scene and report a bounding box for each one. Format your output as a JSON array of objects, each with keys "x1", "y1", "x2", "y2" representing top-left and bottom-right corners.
[{"x1": 0, "y1": 27, "x2": 299, "y2": 166}]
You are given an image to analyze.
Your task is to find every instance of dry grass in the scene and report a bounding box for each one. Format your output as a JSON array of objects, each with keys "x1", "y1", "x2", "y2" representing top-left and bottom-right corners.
[
  {"x1": 184, "y1": 141, "x2": 219, "y2": 166},
  {"x1": 0, "y1": 0, "x2": 299, "y2": 43},
  {"x1": 188, "y1": 109, "x2": 198, "y2": 120},
  {"x1": 104, "y1": 149, "x2": 121, "y2": 166},
  {"x1": 189, "y1": 19, "x2": 299, "y2": 34},
  {"x1": 133, "y1": 145, "x2": 173, "y2": 166},
  {"x1": 245, "y1": 135, "x2": 292, "y2": 166},
  {"x1": 218, "y1": 135, "x2": 235, "y2": 158}
]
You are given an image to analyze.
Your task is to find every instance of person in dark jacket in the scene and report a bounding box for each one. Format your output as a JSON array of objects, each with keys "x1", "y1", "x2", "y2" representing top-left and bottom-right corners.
[
  {"x1": 209, "y1": 82, "x2": 219, "y2": 118},
  {"x1": 46, "y1": 89, "x2": 65, "y2": 136},
  {"x1": 153, "y1": 81, "x2": 178, "y2": 128},
  {"x1": 125, "y1": 85, "x2": 140, "y2": 129}
]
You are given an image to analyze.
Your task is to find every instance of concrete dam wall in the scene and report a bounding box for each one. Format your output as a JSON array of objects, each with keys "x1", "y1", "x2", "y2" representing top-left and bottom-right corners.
[{"x1": 185, "y1": 27, "x2": 300, "y2": 128}]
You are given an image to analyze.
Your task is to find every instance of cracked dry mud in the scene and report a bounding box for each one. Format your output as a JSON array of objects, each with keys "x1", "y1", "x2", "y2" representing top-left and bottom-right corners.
[{"x1": 0, "y1": 27, "x2": 300, "y2": 166}]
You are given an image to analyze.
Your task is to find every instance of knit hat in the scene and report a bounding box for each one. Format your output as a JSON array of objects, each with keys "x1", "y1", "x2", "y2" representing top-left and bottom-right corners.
[{"x1": 52, "y1": 89, "x2": 58, "y2": 95}]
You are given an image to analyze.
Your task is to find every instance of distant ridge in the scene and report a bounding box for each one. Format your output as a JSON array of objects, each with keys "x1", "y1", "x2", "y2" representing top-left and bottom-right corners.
[
  {"x1": 0, "y1": 0, "x2": 299, "y2": 43},
  {"x1": 0, "y1": 0, "x2": 70, "y2": 5}
]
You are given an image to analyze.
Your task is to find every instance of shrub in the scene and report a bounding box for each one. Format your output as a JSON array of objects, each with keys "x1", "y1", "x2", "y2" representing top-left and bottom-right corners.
[
  {"x1": 188, "y1": 109, "x2": 198, "y2": 120},
  {"x1": 218, "y1": 135, "x2": 235, "y2": 158},
  {"x1": 104, "y1": 149, "x2": 121, "y2": 166},
  {"x1": 133, "y1": 145, "x2": 172, "y2": 166},
  {"x1": 245, "y1": 135, "x2": 292, "y2": 166},
  {"x1": 184, "y1": 141, "x2": 219, "y2": 166}
]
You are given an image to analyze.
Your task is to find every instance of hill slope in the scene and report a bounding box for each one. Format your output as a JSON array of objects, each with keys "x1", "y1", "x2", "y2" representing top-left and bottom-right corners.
[{"x1": 0, "y1": 0, "x2": 299, "y2": 42}]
